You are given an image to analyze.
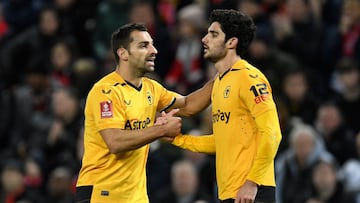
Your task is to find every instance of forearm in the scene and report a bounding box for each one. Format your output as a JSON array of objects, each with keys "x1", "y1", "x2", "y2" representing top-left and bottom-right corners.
[
  {"x1": 247, "y1": 109, "x2": 282, "y2": 183},
  {"x1": 100, "y1": 124, "x2": 168, "y2": 153},
  {"x1": 175, "y1": 79, "x2": 214, "y2": 117},
  {"x1": 172, "y1": 134, "x2": 216, "y2": 154}
]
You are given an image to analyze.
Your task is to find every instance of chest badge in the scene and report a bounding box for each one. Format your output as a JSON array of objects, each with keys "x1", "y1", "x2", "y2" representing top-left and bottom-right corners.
[
  {"x1": 224, "y1": 86, "x2": 231, "y2": 98},
  {"x1": 147, "y1": 92, "x2": 153, "y2": 105}
]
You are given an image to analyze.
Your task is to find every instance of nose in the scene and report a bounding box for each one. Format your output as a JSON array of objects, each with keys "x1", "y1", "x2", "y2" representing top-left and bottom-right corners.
[
  {"x1": 150, "y1": 44, "x2": 158, "y2": 54},
  {"x1": 201, "y1": 34, "x2": 208, "y2": 44}
]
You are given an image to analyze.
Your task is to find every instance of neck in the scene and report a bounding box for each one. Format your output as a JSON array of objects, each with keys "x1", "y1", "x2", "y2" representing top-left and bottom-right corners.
[
  {"x1": 116, "y1": 65, "x2": 142, "y2": 87},
  {"x1": 214, "y1": 53, "x2": 241, "y2": 75}
]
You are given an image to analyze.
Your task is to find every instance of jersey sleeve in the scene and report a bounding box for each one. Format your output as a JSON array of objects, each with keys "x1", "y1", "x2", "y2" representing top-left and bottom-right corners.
[
  {"x1": 172, "y1": 134, "x2": 216, "y2": 154},
  {"x1": 247, "y1": 109, "x2": 282, "y2": 184},
  {"x1": 151, "y1": 80, "x2": 179, "y2": 112},
  {"x1": 86, "y1": 83, "x2": 126, "y2": 131},
  {"x1": 238, "y1": 70, "x2": 282, "y2": 184}
]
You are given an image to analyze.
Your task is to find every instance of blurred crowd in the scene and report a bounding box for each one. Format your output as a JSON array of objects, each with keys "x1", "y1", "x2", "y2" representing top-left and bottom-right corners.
[{"x1": 0, "y1": 0, "x2": 359, "y2": 203}]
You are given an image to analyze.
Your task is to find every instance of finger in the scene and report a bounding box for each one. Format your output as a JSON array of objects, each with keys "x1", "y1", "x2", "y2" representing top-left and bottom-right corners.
[
  {"x1": 161, "y1": 111, "x2": 166, "y2": 117},
  {"x1": 166, "y1": 108, "x2": 180, "y2": 117}
]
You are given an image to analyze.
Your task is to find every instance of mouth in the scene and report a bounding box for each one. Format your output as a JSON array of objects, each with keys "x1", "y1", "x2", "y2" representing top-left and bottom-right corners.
[
  {"x1": 146, "y1": 57, "x2": 155, "y2": 66},
  {"x1": 203, "y1": 45, "x2": 209, "y2": 53}
]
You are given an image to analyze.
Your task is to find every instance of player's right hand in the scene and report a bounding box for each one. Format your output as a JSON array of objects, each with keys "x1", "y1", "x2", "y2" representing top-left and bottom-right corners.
[{"x1": 162, "y1": 109, "x2": 182, "y2": 137}]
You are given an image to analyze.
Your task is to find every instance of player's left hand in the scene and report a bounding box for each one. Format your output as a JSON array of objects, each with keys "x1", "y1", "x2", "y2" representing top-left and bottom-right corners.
[
  {"x1": 157, "y1": 109, "x2": 181, "y2": 142},
  {"x1": 235, "y1": 180, "x2": 258, "y2": 203},
  {"x1": 154, "y1": 108, "x2": 180, "y2": 126}
]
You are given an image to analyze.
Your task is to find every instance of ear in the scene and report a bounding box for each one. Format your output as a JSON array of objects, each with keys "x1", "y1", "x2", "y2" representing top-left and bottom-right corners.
[
  {"x1": 227, "y1": 37, "x2": 238, "y2": 49},
  {"x1": 117, "y1": 47, "x2": 129, "y2": 61}
]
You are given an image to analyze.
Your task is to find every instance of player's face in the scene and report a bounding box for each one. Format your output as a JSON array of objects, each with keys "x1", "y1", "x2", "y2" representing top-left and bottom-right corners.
[
  {"x1": 201, "y1": 22, "x2": 227, "y2": 63},
  {"x1": 128, "y1": 30, "x2": 158, "y2": 76}
]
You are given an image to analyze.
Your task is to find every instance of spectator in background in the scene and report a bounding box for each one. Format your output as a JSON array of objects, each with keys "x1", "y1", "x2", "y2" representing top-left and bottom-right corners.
[
  {"x1": 272, "y1": 0, "x2": 323, "y2": 67},
  {"x1": 10, "y1": 61, "x2": 53, "y2": 165},
  {"x1": 155, "y1": 159, "x2": 215, "y2": 203},
  {"x1": 275, "y1": 122, "x2": 333, "y2": 203},
  {"x1": 305, "y1": 159, "x2": 356, "y2": 203},
  {"x1": 237, "y1": 0, "x2": 274, "y2": 37},
  {"x1": 331, "y1": 57, "x2": 360, "y2": 133},
  {"x1": 42, "y1": 166, "x2": 75, "y2": 203},
  {"x1": 339, "y1": 0, "x2": 360, "y2": 64},
  {"x1": 54, "y1": 0, "x2": 98, "y2": 57},
  {"x1": 0, "y1": 5, "x2": 75, "y2": 87},
  {"x1": 45, "y1": 87, "x2": 83, "y2": 174},
  {"x1": 23, "y1": 157, "x2": 44, "y2": 193},
  {"x1": 279, "y1": 69, "x2": 319, "y2": 126},
  {"x1": 165, "y1": 3, "x2": 207, "y2": 95},
  {"x1": 0, "y1": 159, "x2": 43, "y2": 203},
  {"x1": 339, "y1": 131, "x2": 360, "y2": 203},
  {"x1": 49, "y1": 39, "x2": 78, "y2": 89},
  {"x1": 314, "y1": 101, "x2": 357, "y2": 165},
  {"x1": 93, "y1": 0, "x2": 131, "y2": 61},
  {"x1": 1, "y1": 0, "x2": 43, "y2": 38}
]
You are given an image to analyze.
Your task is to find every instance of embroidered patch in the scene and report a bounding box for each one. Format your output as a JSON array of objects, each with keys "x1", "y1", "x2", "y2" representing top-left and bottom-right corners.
[{"x1": 100, "y1": 101, "x2": 113, "y2": 118}]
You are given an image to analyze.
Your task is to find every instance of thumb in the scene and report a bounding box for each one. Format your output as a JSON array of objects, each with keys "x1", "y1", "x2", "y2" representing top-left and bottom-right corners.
[
  {"x1": 161, "y1": 111, "x2": 166, "y2": 117},
  {"x1": 166, "y1": 108, "x2": 180, "y2": 117}
]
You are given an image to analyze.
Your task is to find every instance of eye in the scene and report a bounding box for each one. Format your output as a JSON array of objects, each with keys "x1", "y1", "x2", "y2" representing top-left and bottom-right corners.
[{"x1": 139, "y1": 42, "x2": 149, "y2": 48}]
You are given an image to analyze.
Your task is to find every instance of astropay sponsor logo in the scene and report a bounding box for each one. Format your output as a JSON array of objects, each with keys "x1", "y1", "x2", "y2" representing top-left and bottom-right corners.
[
  {"x1": 212, "y1": 109, "x2": 230, "y2": 124},
  {"x1": 124, "y1": 118, "x2": 151, "y2": 130}
]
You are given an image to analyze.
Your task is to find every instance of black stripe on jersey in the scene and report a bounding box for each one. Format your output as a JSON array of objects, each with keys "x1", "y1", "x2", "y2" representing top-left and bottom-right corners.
[
  {"x1": 159, "y1": 97, "x2": 177, "y2": 112},
  {"x1": 124, "y1": 80, "x2": 142, "y2": 91},
  {"x1": 219, "y1": 68, "x2": 231, "y2": 80}
]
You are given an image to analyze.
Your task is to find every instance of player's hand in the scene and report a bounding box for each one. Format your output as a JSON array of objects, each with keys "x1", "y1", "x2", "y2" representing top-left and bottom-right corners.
[
  {"x1": 161, "y1": 109, "x2": 182, "y2": 138},
  {"x1": 235, "y1": 180, "x2": 258, "y2": 203},
  {"x1": 154, "y1": 116, "x2": 167, "y2": 126},
  {"x1": 154, "y1": 108, "x2": 180, "y2": 126}
]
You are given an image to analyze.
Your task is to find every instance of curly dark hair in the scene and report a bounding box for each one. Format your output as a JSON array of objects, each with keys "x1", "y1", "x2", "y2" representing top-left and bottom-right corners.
[
  {"x1": 209, "y1": 9, "x2": 256, "y2": 56},
  {"x1": 111, "y1": 23, "x2": 148, "y2": 65}
]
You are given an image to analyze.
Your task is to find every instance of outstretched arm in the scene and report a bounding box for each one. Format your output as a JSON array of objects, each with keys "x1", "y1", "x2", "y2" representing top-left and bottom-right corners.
[
  {"x1": 171, "y1": 77, "x2": 214, "y2": 117},
  {"x1": 172, "y1": 133, "x2": 216, "y2": 154},
  {"x1": 159, "y1": 109, "x2": 216, "y2": 153}
]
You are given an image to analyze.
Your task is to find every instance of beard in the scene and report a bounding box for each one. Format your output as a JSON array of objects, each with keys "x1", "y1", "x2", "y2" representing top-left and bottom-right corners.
[
  {"x1": 204, "y1": 50, "x2": 226, "y2": 63},
  {"x1": 203, "y1": 43, "x2": 227, "y2": 63},
  {"x1": 129, "y1": 52, "x2": 155, "y2": 77}
]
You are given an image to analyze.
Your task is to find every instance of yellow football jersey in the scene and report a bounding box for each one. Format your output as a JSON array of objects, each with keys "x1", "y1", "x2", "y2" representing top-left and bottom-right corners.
[
  {"x1": 76, "y1": 72, "x2": 176, "y2": 203},
  {"x1": 173, "y1": 59, "x2": 282, "y2": 200}
]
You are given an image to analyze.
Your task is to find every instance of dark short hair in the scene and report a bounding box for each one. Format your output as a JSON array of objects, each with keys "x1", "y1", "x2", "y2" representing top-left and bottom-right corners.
[
  {"x1": 111, "y1": 23, "x2": 148, "y2": 64},
  {"x1": 209, "y1": 9, "x2": 256, "y2": 56}
]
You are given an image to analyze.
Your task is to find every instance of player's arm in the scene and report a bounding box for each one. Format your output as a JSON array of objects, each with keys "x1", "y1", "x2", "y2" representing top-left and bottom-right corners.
[
  {"x1": 171, "y1": 77, "x2": 214, "y2": 117},
  {"x1": 100, "y1": 114, "x2": 182, "y2": 154},
  {"x1": 158, "y1": 110, "x2": 216, "y2": 153},
  {"x1": 246, "y1": 109, "x2": 282, "y2": 184},
  {"x1": 172, "y1": 134, "x2": 216, "y2": 154}
]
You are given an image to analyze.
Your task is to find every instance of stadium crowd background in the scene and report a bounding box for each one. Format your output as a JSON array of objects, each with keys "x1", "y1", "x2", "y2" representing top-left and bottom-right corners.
[{"x1": 0, "y1": 0, "x2": 359, "y2": 202}]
